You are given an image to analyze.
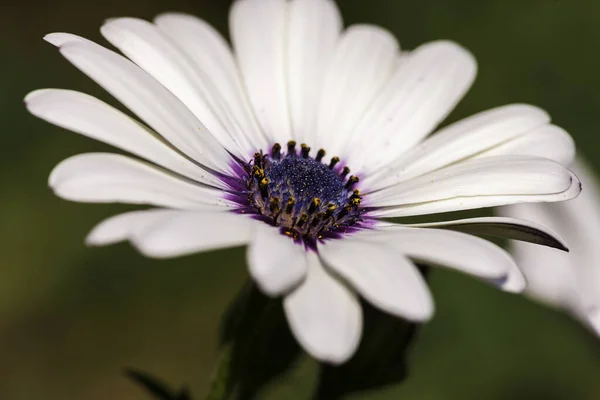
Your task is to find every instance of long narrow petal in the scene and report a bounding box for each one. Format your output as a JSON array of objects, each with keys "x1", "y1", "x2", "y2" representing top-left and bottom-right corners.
[
  {"x1": 101, "y1": 18, "x2": 249, "y2": 156},
  {"x1": 476, "y1": 124, "x2": 575, "y2": 166},
  {"x1": 87, "y1": 209, "x2": 253, "y2": 258},
  {"x1": 45, "y1": 33, "x2": 231, "y2": 173},
  {"x1": 373, "y1": 173, "x2": 580, "y2": 218},
  {"x1": 489, "y1": 263, "x2": 527, "y2": 293},
  {"x1": 407, "y1": 217, "x2": 568, "y2": 251},
  {"x1": 347, "y1": 41, "x2": 477, "y2": 171},
  {"x1": 284, "y1": 253, "x2": 362, "y2": 364},
  {"x1": 365, "y1": 104, "x2": 551, "y2": 188},
  {"x1": 154, "y1": 12, "x2": 268, "y2": 152},
  {"x1": 87, "y1": 209, "x2": 177, "y2": 246},
  {"x1": 369, "y1": 156, "x2": 578, "y2": 215},
  {"x1": 319, "y1": 239, "x2": 434, "y2": 321},
  {"x1": 26, "y1": 89, "x2": 224, "y2": 188},
  {"x1": 247, "y1": 225, "x2": 308, "y2": 296},
  {"x1": 50, "y1": 153, "x2": 232, "y2": 209},
  {"x1": 500, "y1": 208, "x2": 579, "y2": 302},
  {"x1": 287, "y1": 0, "x2": 342, "y2": 142},
  {"x1": 589, "y1": 311, "x2": 600, "y2": 336},
  {"x1": 499, "y1": 160, "x2": 600, "y2": 323},
  {"x1": 44, "y1": 32, "x2": 92, "y2": 46},
  {"x1": 313, "y1": 25, "x2": 399, "y2": 153},
  {"x1": 230, "y1": 0, "x2": 291, "y2": 144},
  {"x1": 359, "y1": 227, "x2": 513, "y2": 279}
]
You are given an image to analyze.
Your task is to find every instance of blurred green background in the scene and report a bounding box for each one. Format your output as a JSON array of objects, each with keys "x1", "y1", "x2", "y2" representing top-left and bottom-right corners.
[{"x1": 3, "y1": 0, "x2": 600, "y2": 398}]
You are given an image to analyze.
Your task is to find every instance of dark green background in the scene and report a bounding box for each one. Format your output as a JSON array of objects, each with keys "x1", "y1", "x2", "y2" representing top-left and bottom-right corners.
[{"x1": 2, "y1": 0, "x2": 600, "y2": 398}]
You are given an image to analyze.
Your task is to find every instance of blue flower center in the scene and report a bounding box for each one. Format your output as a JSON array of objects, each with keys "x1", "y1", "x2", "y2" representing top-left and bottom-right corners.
[
  {"x1": 241, "y1": 141, "x2": 365, "y2": 249},
  {"x1": 265, "y1": 156, "x2": 348, "y2": 211}
]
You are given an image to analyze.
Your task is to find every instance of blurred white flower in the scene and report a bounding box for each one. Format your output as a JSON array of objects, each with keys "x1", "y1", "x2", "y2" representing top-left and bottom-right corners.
[
  {"x1": 499, "y1": 159, "x2": 600, "y2": 335},
  {"x1": 26, "y1": 0, "x2": 580, "y2": 363}
]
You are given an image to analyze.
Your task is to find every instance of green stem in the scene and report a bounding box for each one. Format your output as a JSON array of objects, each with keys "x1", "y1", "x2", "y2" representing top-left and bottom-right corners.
[
  {"x1": 204, "y1": 342, "x2": 234, "y2": 400},
  {"x1": 204, "y1": 282, "x2": 257, "y2": 400}
]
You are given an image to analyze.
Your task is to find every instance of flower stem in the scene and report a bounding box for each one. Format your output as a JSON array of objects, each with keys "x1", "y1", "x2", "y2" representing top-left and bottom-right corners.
[
  {"x1": 204, "y1": 281, "x2": 258, "y2": 400},
  {"x1": 204, "y1": 342, "x2": 234, "y2": 400}
]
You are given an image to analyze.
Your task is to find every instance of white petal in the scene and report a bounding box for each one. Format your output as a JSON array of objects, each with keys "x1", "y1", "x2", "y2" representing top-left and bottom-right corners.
[
  {"x1": 489, "y1": 262, "x2": 527, "y2": 293},
  {"x1": 360, "y1": 226, "x2": 525, "y2": 294},
  {"x1": 87, "y1": 209, "x2": 254, "y2": 258},
  {"x1": 561, "y1": 160, "x2": 600, "y2": 242},
  {"x1": 25, "y1": 89, "x2": 224, "y2": 188},
  {"x1": 373, "y1": 170, "x2": 581, "y2": 218},
  {"x1": 586, "y1": 309, "x2": 600, "y2": 336},
  {"x1": 154, "y1": 12, "x2": 268, "y2": 153},
  {"x1": 132, "y1": 211, "x2": 253, "y2": 258},
  {"x1": 87, "y1": 209, "x2": 176, "y2": 246},
  {"x1": 499, "y1": 160, "x2": 600, "y2": 316},
  {"x1": 362, "y1": 226, "x2": 514, "y2": 280},
  {"x1": 287, "y1": 0, "x2": 342, "y2": 142},
  {"x1": 369, "y1": 156, "x2": 578, "y2": 216},
  {"x1": 100, "y1": 18, "x2": 250, "y2": 156},
  {"x1": 284, "y1": 253, "x2": 362, "y2": 364},
  {"x1": 46, "y1": 33, "x2": 231, "y2": 173},
  {"x1": 348, "y1": 41, "x2": 477, "y2": 171},
  {"x1": 507, "y1": 231, "x2": 578, "y2": 302},
  {"x1": 320, "y1": 239, "x2": 433, "y2": 321},
  {"x1": 44, "y1": 32, "x2": 95, "y2": 48},
  {"x1": 50, "y1": 153, "x2": 231, "y2": 209},
  {"x1": 44, "y1": 32, "x2": 93, "y2": 46},
  {"x1": 365, "y1": 104, "x2": 551, "y2": 189},
  {"x1": 313, "y1": 25, "x2": 399, "y2": 153},
  {"x1": 247, "y1": 225, "x2": 308, "y2": 296},
  {"x1": 407, "y1": 217, "x2": 568, "y2": 251},
  {"x1": 477, "y1": 124, "x2": 575, "y2": 166},
  {"x1": 230, "y1": 0, "x2": 291, "y2": 144}
]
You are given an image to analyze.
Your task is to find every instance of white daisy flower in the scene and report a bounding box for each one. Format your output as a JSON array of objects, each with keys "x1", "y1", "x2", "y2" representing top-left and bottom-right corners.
[
  {"x1": 499, "y1": 159, "x2": 600, "y2": 335},
  {"x1": 26, "y1": 0, "x2": 581, "y2": 364}
]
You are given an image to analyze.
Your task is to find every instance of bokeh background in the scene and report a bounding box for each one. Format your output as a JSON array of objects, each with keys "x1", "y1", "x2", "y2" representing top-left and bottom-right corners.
[{"x1": 2, "y1": 0, "x2": 600, "y2": 399}]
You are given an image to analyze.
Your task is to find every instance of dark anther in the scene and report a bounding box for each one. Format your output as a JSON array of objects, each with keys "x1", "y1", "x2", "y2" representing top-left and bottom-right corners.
[
  {"x1": 269, "y1": 197, "x2": 280, "y2": 213},
  {"x1": 345, "y1": 175, "x2": 359, "y2": 189},
  {"x1": 252, "y1": 165, "x2": 265, "y2": 180},
  {"x1": 349, "y1": 197, "x2": 361, "y2": 207},
  {"x1": 308, "y1": 197, "x2": 321, "y2": 213},
  {"x1": 297, "y1": 214, "x2": 309, "y2": 228},
  {"x1": 337, "y1": 206, "x2": 350, "y2": 219},
  {"x1": 283, "y1": 229, "x2": 297, "y2": 240},
  {"x1": 260, "y1": 177, "x2": 270, "y2": 197},
  {"x1": 271, "y1": 143, "x2": 281, "y2": 159},
  {"x1": 324, "y1": 203, "x2": 336, "y2": 217},
  {"x1": 329, "y1": 156, "x2": 340, "y2": 169},
  {"x1": 253, "y1": 152, "x2": 263, "y2": 168},
  {"x1": 301, "y1": 143, "x2": 310, "y2": 158},
  {"x1": 340, "y1": 166, "x2": 350, "y2": 179},
  {"x1": 316, "y1": 149, "x2": 326, "y2": 162},
  {"x1": 311, "y1": 213, "x2": 324, "y2": 227},
  {"x1": 285, "y1": 197, "x2": 296, "y2": 214},
  {"x1": 350, "y1": 189, "x2": 360, "y2": 199},
  {"x1": 287, "y1": 140, "x2": 297, "y2": 156}
]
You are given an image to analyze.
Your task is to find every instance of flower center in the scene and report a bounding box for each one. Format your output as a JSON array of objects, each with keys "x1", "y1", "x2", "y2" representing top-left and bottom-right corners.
[{"x1": 241, "y1": 141, "x2": 365, "y2": 248}]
